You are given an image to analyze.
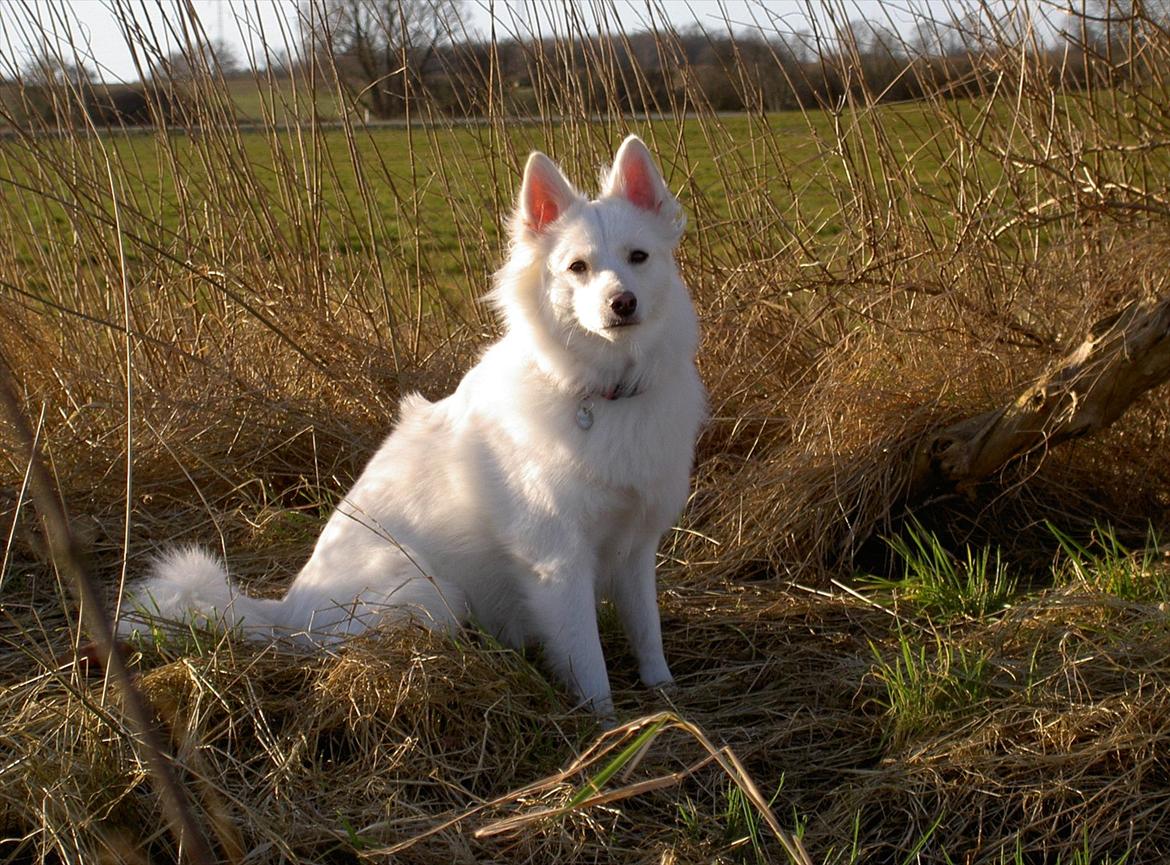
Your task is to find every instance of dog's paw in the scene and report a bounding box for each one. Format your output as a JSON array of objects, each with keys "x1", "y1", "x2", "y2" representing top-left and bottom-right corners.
[
  {"x1": 639, "y1": 662, "x2": 674, "y2": 690},
  {"x1": 575, "y1": 690, "x2": 616, "y2": 719},
  {"x1": 597, "y1": 712, "x2": 618, "y2": 731},
  {"x1": 642, "y1": 671, "x2": 679, "y2": 703},
  {"x1": 651, "y1": 679, "x2": 678, "y2": 697}
]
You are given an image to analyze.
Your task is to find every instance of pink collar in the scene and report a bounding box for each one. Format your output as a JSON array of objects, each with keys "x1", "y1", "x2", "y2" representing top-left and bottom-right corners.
[
  {"x1": 595, "y1": 381, "x2": 637, "y2": 401},
  {"x1": 576, "y1": 381, "x2": 639, "y2": 430}
]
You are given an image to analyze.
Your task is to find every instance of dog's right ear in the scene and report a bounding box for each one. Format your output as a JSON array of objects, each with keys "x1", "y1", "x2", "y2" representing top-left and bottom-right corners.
[{"x1": 516, "y1": 151, "x2": 579, "y2": 237}]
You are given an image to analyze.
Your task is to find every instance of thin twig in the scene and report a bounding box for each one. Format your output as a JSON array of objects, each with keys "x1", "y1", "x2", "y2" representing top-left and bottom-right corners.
[{"x1": 0, "y1": 356, "x2": 219, "y2": 865}]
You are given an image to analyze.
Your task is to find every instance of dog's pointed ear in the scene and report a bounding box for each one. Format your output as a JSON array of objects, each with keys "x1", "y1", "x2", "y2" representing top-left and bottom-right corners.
[
  {"x1": 603, "y1": 135, "x2": 683, "y2": 231},
  {"x1": 517, "y1": 151, "x2": 579, "y2": 236}
]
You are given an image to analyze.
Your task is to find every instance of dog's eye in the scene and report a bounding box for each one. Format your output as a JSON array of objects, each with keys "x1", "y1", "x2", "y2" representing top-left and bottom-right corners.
[
  {"x1": 629, "y1": 250, "x2": 648, "y2": 264},
  {"x1": 568, "y1": 260, "x2": 588, "y2": 274}
]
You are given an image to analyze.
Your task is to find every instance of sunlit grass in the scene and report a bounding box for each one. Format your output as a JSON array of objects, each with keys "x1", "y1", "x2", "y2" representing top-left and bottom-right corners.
[{"x1": 3, "y1": 1, "x2": 1170, "y2": 862}]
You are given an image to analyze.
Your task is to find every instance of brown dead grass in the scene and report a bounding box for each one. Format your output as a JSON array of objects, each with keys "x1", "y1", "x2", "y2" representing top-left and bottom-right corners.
[{"x1": 4, "y1": 1, "x2": 1170, "y2": 863}]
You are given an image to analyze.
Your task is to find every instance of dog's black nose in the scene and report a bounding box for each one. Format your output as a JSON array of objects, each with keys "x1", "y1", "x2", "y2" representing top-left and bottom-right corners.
[{"x1": 610, "y1": 291, "x2": 637, "y2": 319}]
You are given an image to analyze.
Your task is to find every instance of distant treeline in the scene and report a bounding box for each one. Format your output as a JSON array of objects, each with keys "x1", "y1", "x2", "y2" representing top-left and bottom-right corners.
[
  {"x1": 413, "y1": 30, "x2": 1123, "y2": 117},
  {"x1": 1, "y1": 22, "x2": 1146, "y2": 128}
]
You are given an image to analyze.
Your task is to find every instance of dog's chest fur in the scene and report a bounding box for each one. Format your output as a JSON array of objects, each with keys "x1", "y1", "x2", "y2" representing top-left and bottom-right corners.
[{"x1": 459, "y1": 340, "x2": 703, "y2": 513}]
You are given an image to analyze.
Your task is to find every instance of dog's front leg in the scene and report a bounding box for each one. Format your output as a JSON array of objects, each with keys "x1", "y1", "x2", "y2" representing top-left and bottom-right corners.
[
  {"x1": 527, "y1": 561, "x2": 613, "y2": 716},
  {"x1": 611, "y1": 542, "x2": 673, "y2": 689}
]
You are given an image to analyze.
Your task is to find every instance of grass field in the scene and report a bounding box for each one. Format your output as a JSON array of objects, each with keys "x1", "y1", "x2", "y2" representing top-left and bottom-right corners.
[
  {"x1": 3, "y1": 4, "x2": 1170, "y2": 864},
  {"x1": 1, "y1": 104, "x2": 957, "y2": 282}
]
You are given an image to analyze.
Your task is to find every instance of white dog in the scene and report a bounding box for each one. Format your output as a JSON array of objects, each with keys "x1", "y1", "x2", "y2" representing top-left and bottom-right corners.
[{"x1": 119, "y1": 135, "x2": 706, "y2": 715}]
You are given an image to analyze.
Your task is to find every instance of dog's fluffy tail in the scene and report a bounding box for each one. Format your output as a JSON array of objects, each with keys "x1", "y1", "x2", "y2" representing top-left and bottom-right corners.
[
  {"x1": 116, "y1": 546, "x2": 468, "y2": 644},
  {"x1": 116, "y1": 546, "x2": 282, "y2": 640}
]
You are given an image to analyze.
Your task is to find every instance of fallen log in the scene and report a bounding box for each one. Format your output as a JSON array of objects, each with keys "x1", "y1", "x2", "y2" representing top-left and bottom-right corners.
[{"x1": 910, "y1": 292, "x2": 1170, "y2": 501}]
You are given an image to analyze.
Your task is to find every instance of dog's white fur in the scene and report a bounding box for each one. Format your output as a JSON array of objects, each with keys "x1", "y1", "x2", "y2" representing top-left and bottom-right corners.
[{"x1": 119, "y1": 136, "x2": 706, "y2": 714}]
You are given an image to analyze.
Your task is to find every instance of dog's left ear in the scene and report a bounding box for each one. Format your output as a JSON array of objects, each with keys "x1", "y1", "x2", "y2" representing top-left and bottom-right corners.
[{"x1": 602, "y1": 135, "x2": 683, "y2": 232}]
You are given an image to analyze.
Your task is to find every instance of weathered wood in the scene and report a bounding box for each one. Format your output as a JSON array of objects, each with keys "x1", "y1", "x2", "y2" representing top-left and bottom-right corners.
[{"x1": 910, "y1": 293, "x2": 1170, "y2": 500}]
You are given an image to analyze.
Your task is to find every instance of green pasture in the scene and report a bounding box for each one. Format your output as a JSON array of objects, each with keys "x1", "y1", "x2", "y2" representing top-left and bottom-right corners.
[{"x1": 0, "y1": 103, "x2": 961, "y2": 294}]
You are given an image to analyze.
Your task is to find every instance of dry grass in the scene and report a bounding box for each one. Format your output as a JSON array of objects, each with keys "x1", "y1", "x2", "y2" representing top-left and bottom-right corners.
[{"x1": 4, "y1": 1, "x2": 1170, "y2": 862}]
